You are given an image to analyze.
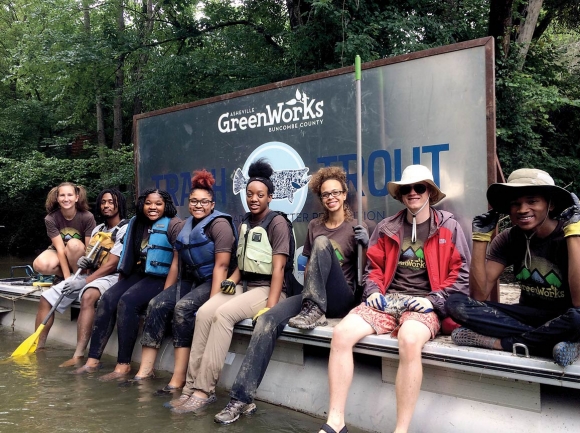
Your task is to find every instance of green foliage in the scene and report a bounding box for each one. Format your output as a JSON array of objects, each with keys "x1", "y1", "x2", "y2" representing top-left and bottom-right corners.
[
  {"x1": 496, "y1": 35, "x2": 580, "y2": 190},
  {"x1": 0, "y1": 0, "x2": 579, "y2": 254},
  {"x1": 0, "y1": 146, "x2": 134, "y2": 254}
]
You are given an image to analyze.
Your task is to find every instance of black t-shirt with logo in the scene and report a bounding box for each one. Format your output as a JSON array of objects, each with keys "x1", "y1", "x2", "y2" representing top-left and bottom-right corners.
[
  {"x1": 487, "y1": 221, "x2": 571, "y2": 311},
  {"x1": 388, "y1": 219, "x2": 431, "y2": 296}
]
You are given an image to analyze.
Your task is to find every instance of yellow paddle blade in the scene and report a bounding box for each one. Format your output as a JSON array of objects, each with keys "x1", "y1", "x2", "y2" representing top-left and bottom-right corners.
[
  {"x1": 11, "y1": 324, "x2": 45, "y2": 358},
  {"x1": 32, "y1": 282, "x2": 52, "y2": 287}
]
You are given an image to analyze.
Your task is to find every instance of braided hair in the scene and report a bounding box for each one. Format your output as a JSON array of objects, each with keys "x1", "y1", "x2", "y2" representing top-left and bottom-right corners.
[
  {"x1": 130, "y1": 189, "x2": 177, "y2": 265},
  {"x1": 94, "y1": 188, "x2": 127, "y2": 223}
]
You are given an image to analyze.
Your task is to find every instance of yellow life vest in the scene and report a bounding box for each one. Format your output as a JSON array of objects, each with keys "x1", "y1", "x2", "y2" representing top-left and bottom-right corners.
[{"x1": 84, "y1": 221, "x2": 127, "y2": 268}]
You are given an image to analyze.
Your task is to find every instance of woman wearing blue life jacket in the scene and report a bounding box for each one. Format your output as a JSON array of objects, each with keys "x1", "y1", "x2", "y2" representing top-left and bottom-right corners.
[
  {"x1": 128, "y1": 170, "x2": 237, "y2": 395},
  {"x1": 164, "y1": 158, "x2": 291, "y2": 414},
  {"x1": 73, "y1": 189, "x2": 183, "y2": 379}
]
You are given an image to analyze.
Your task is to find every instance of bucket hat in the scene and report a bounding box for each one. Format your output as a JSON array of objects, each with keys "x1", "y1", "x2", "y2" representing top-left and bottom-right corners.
[
  {"x1": 387, "y1": 165, "x2": 446, "y2": 205},
  {"x1": 487, "y1": 168, "x2": 573, "y2": 215}
]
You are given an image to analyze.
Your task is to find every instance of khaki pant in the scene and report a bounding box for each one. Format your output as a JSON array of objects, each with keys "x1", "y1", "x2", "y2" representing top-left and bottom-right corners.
[{"x1": 183, "y1": 284, "x2": 286, "y2": 395}]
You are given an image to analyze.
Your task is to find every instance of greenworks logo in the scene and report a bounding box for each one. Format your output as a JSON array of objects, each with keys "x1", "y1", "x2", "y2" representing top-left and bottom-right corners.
[{"x1": 218, "y1": 89, "x2": 324, "y2": 133}]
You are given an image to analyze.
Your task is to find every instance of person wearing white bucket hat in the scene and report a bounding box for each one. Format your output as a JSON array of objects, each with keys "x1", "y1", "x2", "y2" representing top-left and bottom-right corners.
[
  {"x1": 320, "y1": 164, "x2": 470, "y2": 433},
  {"x1": 447, "y1": 168, "x2": 580, "y2": 368}
]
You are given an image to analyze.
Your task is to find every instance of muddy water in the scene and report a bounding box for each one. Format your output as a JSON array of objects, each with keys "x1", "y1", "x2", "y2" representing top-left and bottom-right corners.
[
  {"x1": 0, "y1": 327, "x2": 340, "y2": 433},
  {"x1": 0, "y1": 257, "x2": 366, "y2": 433}
]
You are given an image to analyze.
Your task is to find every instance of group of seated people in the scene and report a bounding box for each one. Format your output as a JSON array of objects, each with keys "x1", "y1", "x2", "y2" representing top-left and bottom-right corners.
[{"x1": 32, "y1": 161, "x2": 580, "y2": 433}]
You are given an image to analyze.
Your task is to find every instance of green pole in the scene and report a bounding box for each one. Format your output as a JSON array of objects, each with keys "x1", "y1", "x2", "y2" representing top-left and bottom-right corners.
[{"x1": 355, "y1": 55, "x2": 363, "y2": 286}]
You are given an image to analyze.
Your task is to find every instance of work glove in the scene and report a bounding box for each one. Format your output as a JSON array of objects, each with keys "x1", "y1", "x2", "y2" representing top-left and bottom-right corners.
[
  {"x1": 62, "y1": 278, "x2": 86, "y2": 299},
  {"x1": 560, "y1": 193, "x2": 580, "y2": 238},
  {"x1": 405, "y1": 297, "x2": 434, "y2": 314},
  {"x1": 365, "y1": 292, "x2": 387, "y2": 311},
  {"x1": 77, "y1": 255, "x2": 96, "y2": 270},
  {"x1": 472, "y1": 210, "x2": 499, "y2": 243},
  {"x1": 353, "y1": 225, "x2": 369, "y2": 248},
  {"x1": 220, "y1": 279, "x2": 236, "y2": 295},
  {"x1": 252, "y1": 307, "x2": 270, "y2": 327}
]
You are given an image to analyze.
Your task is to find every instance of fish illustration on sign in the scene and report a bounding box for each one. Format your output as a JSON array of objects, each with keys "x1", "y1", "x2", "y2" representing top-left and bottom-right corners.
[{"x1": 233, "y1": 167, "x2": 311, "y2": 203}]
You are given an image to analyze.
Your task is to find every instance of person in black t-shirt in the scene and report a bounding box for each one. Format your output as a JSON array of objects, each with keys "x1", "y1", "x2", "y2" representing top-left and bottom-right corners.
[{"x1": 447, "y1": 168, "x2": 580, "y2": 367}]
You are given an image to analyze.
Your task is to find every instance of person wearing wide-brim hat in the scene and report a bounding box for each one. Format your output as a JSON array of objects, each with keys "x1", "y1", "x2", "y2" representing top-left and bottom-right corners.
[
  {"x1": 447, "y1": 167, "x2": 580, "y2": 368},
  {"x1": 320, "y1": 164, "x2": 470, "y2": 433}
]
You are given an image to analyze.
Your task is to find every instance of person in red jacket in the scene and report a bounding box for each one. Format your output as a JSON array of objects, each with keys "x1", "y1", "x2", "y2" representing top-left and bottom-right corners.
[{"x1": 319, "y1": 165, "x2": 470, "y2": 433}]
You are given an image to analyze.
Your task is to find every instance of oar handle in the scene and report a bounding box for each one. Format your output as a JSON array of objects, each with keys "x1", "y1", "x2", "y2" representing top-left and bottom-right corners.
[
  {"x1": 355, "y1": 54, "x2": 364, "y2": 286},
  {"x1": 41, "y1": 292, "x2": 67, "y2": 326}
]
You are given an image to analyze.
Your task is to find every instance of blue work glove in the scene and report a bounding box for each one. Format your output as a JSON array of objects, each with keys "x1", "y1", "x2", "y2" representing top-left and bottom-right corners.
[
  {"x1": 366, "y1": 293, "x2": 387, "y2": 311},
  {"x1": 252, "y1": 307, "x2": 270, "y2": 327},
  {"x1": 559, "y1": 193, "x2": 580, "y2": 237},
  {"x1": 353, "y1": 225, "x2": 369, "y2": 248},
  {"x1": 77, "y1": 256, "x2": 96, "y2": 270},
  {"x1": 472, "y1": 210, "x2": 499, "y2": 243},
  {"x1": 62, "y1": 278, "x2": 86, "y2": 299},
  {"x1": 405, "y1": 297, "x2": 433, "y2": 313},
  {"x1": 220, "y1": 279, "x2": 236, "y2": 295}
]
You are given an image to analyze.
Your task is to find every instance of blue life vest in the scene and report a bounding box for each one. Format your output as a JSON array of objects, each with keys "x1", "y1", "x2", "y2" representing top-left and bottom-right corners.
[
  {"x1": 118, "y1": 216, "x2": 174, "y2": 277},
  {"x1": 175, "y1": 211, "x2": 237, "y2": 282}
]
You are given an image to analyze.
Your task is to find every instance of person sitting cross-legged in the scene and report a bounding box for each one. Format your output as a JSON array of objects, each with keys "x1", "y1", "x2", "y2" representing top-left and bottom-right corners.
[
  {"x1": 320, "y1": 164, "x2": 470, "y2": 433},
  {"x1": 447, "y1": 168, "x2": 580, "y2": 367}
]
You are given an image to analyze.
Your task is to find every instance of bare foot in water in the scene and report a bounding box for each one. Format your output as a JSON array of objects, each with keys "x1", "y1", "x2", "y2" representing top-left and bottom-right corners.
[
  {"x1": 59, "y1": 356, "x2": 85, "y2": 368},
  {"x1": 71, "y1": 362, "x2": 102, "y2": 375},
  {"x1": 99, "y1": 363, "x2": 132, "y2": 382}
]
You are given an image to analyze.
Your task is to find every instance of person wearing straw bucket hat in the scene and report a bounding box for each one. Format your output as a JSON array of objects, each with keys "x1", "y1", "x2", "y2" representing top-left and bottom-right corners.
[
  {"x1": 320, "y1": 164, "x2": 470, "y2": 433},
  {"x1": 447, "y1": 168, "x2": 580, "y2": 368}
]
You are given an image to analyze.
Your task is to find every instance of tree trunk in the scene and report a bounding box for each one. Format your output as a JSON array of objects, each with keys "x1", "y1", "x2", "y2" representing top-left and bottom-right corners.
[
  {"x1": 488, "y1": 0, "x2": 515, "y2": 58},
  {"x1": 96, "y1": 92, "x2": 106, "y2": 147},
  {"x1": 82, "y1": 0, "x2": 106, "y2": 147},
  {"x1": 113, "y1": 0, "x2": 125, "y2": 150},
  {"x1": 286, "y1": 0, "x2": 303, "y2": 29},
  {"x1": 516, "y1": 0, "x2": 544, "y2": 68},
  {"x1": 131, "y1": 0, "x2": 154, "y2": 141}
]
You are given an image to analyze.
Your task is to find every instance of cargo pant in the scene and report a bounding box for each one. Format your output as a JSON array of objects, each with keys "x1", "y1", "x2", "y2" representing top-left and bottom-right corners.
[{"x1": 182, "y1": 284, "x2": 286, "y2": 396}]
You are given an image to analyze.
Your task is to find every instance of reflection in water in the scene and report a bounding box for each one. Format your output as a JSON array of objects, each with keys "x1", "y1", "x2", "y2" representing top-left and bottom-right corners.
[{"x1": 0, "y1": 327, "x2": 349, "y2": 433}]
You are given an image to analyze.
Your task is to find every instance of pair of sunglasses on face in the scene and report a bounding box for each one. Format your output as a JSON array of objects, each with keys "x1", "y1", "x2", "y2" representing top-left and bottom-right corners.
[{"x1": 399, "y1": 184, "x2": 427, "y2": 195}]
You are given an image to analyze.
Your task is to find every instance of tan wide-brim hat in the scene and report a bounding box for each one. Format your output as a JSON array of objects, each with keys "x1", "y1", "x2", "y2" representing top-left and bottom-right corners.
[
  {"x1": 387, "y1": 164, "x2": 446, "y2": 205},
  {"x1": 487, "y1": 168, "x2": 573, "y2": 215}
]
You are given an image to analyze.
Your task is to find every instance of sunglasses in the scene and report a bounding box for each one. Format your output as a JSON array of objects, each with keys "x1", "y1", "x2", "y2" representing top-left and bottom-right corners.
[{"x1": 399, "y1": 184, "x2": 427, "y2": 195}]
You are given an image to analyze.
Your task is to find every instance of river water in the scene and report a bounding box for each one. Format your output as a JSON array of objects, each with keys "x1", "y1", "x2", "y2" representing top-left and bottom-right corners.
[{"x1": 0, "y1": 257, "x2": 355, "y2": 433}]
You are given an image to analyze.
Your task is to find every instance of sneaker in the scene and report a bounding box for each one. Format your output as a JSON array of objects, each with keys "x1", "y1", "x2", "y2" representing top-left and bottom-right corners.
[
  {"x1": 553, "y1": 341, "x2": 580, "y2": 367},
  {"x1": 288, "y1": 300, "x2": 327, "y2": 329},
  {"x1": 163, "y1": 394, "x2": 190, "y2": 409},
  {"x1": 451, "y1": 327, "x2": 497, "y2": 350},
  {"x1": 214, "y1": 399, "x2": 257, "y2": 425},
  {"x1": 171, "y1": 393, "x2": 217, "y2": 414}
]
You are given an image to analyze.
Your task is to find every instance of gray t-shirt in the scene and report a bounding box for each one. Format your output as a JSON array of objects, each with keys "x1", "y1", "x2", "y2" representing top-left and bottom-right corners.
[
  {"x1": 45, "y1": 210, "x2": 96, "y2": 244},
  {"x1": 303, "y1": 218, "x2": 364, "y2": 290}
]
